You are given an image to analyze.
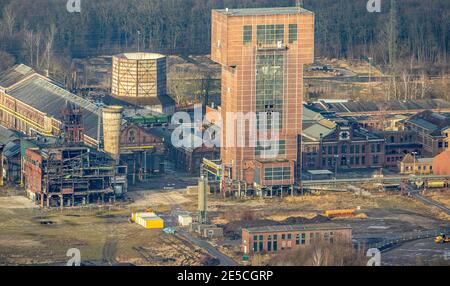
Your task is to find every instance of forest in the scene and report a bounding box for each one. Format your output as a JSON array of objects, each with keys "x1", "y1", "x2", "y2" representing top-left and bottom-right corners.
[{"x1": 0, "y1": 0, "x2": 449, "y2": 76}]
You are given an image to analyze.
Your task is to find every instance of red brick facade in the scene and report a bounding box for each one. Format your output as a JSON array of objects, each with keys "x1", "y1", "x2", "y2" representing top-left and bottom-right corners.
[{"x1": 241, "y1": 224, "x2": 352, "y2": 255}]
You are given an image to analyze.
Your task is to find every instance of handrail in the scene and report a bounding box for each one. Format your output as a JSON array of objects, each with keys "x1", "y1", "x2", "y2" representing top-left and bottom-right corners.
[{"x1": 0, "y1": 103, "x2": 53, "y2": 136}]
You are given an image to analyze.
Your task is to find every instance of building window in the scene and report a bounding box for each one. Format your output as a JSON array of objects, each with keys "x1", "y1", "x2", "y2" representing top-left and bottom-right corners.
[
  {"x1": 373, "y1": 155, "x2": 379, "y2": 165},
  {"x1": 264, "y1": 167, "x2": 291, "y2": 181},
  {"x1": 282, "y1": 234, "x2": 286, "y2": 240},
  {"x1": 253, "y1": 242, "x2": 258, "y2": 252},
  {"x1": 257, "y1": 24, "x2": 284, "y2": 45},
  {"x1": 128, "y1": 130, "x2": 136, "y2": 143},
  {"x1": 259, "y1": 235, "x2": 264, "y2": 241},
  {"x1": 296, "y1": 234, "x2": 300, "y2": 245},
  {"x1": 256, "y1": 140, "x2": 285, "y2": 156},
  {"x1": 288, "y1": 24, "x2": 297, "y2": 43},
  {"x1": 267, "y1": 241, "x2": 272, "y2": 251},
  {"x1": 253, "y1": 235, "x2": 258, "y2": 241},
  {"x1": 243, "y1": 25, "x2": 252, "y2": 44},
  {"x1": 288, "y1": 233, "x2": 292, "y2": 240},
  {"x1": 256, "y1": 54, "x2": 284, "y2": 129}
]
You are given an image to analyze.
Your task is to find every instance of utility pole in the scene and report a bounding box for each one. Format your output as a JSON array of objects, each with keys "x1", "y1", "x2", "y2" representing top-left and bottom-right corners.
[{"x1": 412, "y1": 151, "x2": 418, "y2": 175}]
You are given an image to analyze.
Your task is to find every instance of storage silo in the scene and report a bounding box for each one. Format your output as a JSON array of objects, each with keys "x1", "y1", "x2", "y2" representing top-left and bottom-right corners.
[
  {"x1": 102, "y1": 106, "x2": 123, "y2": 161},
  {"x1": 111, "y1": 52, "x2": 167, "y2": 99}
]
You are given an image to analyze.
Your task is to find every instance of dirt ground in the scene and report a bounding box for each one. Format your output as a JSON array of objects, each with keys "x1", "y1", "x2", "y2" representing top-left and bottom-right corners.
[
  {"x1": 0, "y1": 192, "x2": 206, "y2": 266},
  {"x1": 425, "y1": 190, "x2": 450, "y2": 209},
  {"x1": 1, "y1": 186, "x2": 448, "y2": 266},
  {"x1": 208, "y1": 191, "x2": 450, "y2": 265}
]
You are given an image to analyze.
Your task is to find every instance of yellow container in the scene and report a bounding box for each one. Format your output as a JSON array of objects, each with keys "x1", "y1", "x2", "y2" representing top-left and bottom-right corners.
[
  {"x1": 427, "y1": 181, "x2": 445, "y2": 188},
  {"x1": 140, "y1": 217, "x2": 164, "y2": 229},
  {"x1": 132, "y1": 212, "x2": 157, "y2": 222}
]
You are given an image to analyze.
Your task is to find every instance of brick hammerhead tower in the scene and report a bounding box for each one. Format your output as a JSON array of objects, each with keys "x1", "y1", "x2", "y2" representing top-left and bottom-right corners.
[{"x1": 211, "y1": 7, "x2": 314, "y2": 188}]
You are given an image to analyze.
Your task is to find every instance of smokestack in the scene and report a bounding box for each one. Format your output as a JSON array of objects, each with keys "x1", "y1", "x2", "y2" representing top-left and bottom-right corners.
[
  {"x1": 198, "y1": 176, "x2": 208, "y2": 224},
  {"x1": 102, "y1": 106, "x2": 123, "y2": 162}
]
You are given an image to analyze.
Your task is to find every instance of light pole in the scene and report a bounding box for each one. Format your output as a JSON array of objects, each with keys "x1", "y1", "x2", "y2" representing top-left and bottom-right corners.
[
  {"x1": 368, "y1": 57, "x2": 373, "y2": 96},
  {"x1": 412, "y1": 151, "x2": 418, "y2": 175},
  {"x1": 334, "y1": 154, "x2": 339, "y2": 185}
]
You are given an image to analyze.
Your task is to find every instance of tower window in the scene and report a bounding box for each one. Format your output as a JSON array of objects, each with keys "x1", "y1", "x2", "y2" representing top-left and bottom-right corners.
[
  {"x1": 288, "y1": 24, "x2": 298, "y2": 43},
  {"x1": 243, "y1": 25, "x2": 252, "y2": 44}
]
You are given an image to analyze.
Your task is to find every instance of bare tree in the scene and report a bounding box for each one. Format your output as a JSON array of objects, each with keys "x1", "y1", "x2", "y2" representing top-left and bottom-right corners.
[
  {"x1": 23, "y1": 29, "x2": 34, "y2": 66},
  {"x1": 34, "y1": 31, "x2": 41, "y2": 69},
  {"x1": 2, "y1": 6, "x2": 16, "y2": 37},
  {"x1": 0, "y1": 50, "x2": 15, "y2": 71},
  {"x1": 45, "y1": 23, "x2": 57, "y2": 76},
  {"x1": 270, "y1": 241, "x2": 366, "y2": 266}
]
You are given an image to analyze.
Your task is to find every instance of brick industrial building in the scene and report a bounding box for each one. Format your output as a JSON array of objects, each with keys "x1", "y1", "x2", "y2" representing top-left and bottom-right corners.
[
  {"x1": 211, "y1": 7, "x2": 314, "y2": 189},
  {"x1": 241, "y1": 224, "x2": 352, "y2": 255},
  {"x1": 23, "y1": 103, "x2": 128, "y2": 207},
  {"x1": 0, "y1": 64, "x2": 169, "y2": 185}
]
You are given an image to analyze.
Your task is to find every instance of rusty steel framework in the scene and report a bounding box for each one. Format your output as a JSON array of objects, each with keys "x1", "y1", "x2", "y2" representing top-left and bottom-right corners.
[
  {"x1": 23, "y1": 101, "x2": 128, "y2": 208},
  {"x1": 30, "y1": 145, "x2": 127, "y2": 208}
]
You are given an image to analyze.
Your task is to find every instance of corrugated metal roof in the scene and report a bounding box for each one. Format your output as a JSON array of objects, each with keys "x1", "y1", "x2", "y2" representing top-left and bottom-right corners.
[
  {"x1": 7, "y1": 75, "x2": 101, "y2": 140},
  {"x1": 0, "y1": 125, "x2": 21, "y2": 144},
  {"x1": 215, "y1": 7, "x2": 312, "y2": 16},
  {"x1": 408, "y1": 118, "x2": 438, "y2": 132},
  {"x1": 302, "y1": 123, "x2": 333, "y2": 141},
  {"x1": 315, "y1": 99, "x2": 450, "y2": 114},
  {"x1": 245, "y1": 223, "x2": 351, "y2": 233},
  {"x1": 303, "y1": 105, "x2": 324, "y2": 122},
  {"x1": 0, "y1": 64, "x2": 35, "y2": 89},
  {"x1": 3, "y1": 141, "x2": 20, "y2": 158}
]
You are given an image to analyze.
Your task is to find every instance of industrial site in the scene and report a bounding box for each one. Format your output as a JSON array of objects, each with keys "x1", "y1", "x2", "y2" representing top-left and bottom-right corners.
[{"x1": 0, "y1": 1, "x2": 449, "y2": 267}]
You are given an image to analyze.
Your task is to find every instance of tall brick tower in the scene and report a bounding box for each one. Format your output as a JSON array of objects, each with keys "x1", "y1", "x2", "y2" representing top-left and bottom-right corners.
[
  {"x1": 61, "y1": 101, "x2": 85, "y2": 145},
  {"x1": 211, "y1": 7, "x2": 314, "y2": 189}
]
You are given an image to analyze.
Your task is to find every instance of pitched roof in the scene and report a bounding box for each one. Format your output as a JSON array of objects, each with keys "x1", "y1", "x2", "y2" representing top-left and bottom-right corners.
[
  {"x1": 302, "y1": 123, "x2": 333, "y2": 141},
  {"x1": 313, "y1": 99, "x2": 450, "y2": 114},
  {"x1": 244, "y1": 223, "x2": 351, "y2": 233},
  {"x1": 7, "y1": 74, "x2": 101, "y2": 140},
  {"x1": 0, "y1": 64, "x2": 36, "y2": 89}
]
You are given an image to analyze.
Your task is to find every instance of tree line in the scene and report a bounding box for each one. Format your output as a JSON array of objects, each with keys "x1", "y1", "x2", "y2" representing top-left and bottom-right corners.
[{"x1": 0, "y1": 0, "x2": 448, "y2": 75}]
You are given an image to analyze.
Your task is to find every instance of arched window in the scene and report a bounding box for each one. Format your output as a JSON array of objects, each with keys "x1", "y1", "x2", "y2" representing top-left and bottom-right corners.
[{"x1": 128, "y1": 130, "x2": 136, "y2": 143}]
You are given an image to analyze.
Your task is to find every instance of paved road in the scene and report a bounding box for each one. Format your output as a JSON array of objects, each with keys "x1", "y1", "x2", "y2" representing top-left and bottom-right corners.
[{"x1": 178, "y1": 230, "x2": 239, "y2": 266}]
